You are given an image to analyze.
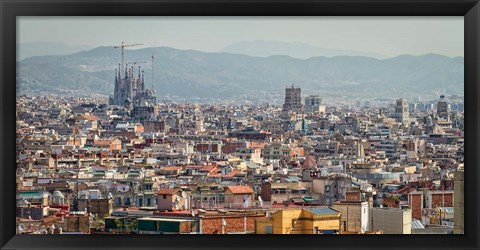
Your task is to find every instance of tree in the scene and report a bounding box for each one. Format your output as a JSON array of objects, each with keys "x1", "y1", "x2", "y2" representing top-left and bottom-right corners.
[
  {"x1": 114, "y1": 218, "x2": 123, "y2": 230},
  {"x1": 125, "y1": 219, "x2": 137, "y2": 233}
]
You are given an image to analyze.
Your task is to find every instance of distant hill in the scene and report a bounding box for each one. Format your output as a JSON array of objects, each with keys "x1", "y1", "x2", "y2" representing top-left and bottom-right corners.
[
  {"x1": 220, "y1": 40, "x2": 389, "y2": 59},
  {"x1": 17, "y1": 42, "x2": 93, "y2": 61},
  {"x1": 17, "y1": 46, "x2": 464, "y2": 100}
]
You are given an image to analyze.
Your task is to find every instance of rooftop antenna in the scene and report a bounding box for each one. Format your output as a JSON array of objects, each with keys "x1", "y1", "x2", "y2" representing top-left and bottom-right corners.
[{"x1": 113, "y1": 41, "x2": 143, "y2": 77}]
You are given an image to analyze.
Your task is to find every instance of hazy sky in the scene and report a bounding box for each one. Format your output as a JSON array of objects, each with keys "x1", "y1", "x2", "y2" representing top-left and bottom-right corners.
[{"x1": 17, "y1": 16, "x2": 464, "y2": 57}]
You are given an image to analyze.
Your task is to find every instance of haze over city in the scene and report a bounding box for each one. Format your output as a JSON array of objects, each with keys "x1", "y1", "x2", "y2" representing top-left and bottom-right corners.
[
  {"x1": 16, "y1": 16, "x2": 464, "y2": 236},
  {"x1": 18, "y1": 16, "x2": 464, "y2": 58}
]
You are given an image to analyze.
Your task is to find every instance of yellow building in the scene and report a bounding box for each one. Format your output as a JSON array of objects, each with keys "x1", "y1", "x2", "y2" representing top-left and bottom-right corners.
[{"x1": 255, "y1": 207, "x2": 341, "y2": 234}]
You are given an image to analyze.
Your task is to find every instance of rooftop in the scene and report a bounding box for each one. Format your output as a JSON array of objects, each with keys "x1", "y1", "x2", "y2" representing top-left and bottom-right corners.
[
  {"x1": 156, "y1": 189, "x2": 180, "y2": 195},
  {"x1": 225, "y1": 185, "x2": 254, "y2": 194},
  {"x1": 305, "y1": 207, "x2": 339, "y2": 215}
]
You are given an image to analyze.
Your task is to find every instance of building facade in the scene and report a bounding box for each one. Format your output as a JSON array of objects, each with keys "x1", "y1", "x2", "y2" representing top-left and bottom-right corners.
[
  {"x1": 437, "y1": 95, "x2": 450, "y2": 120},
  {"x1": 394, "y1": 99, "x2": 409, "y2": 126},
  {"x1": 304, "y1": 95, "x2": 325, "y2": 114},
  {"x1": 282, "y1": 85, "x2": 303, "y2": 114}
]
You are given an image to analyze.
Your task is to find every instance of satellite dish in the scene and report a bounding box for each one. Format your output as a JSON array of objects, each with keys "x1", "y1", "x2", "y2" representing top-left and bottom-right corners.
[
  {"x1": 258, "y1": 196, "x2": 263, "y2": 202},
  {"x1": 222, "y1": 219, "x2": 227, "y2": 226},
  {"x1": 18, "y1": 224, "x2": 25, "y2": 232},
  {"x1": 176, "y1": 196, "x2": 181, "y2": 202},
  {"x1": 181, "y1": 191, "x2": 187, "y2": 198}
]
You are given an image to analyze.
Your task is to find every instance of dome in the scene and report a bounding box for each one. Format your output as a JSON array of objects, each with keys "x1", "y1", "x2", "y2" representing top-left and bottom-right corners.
[{"x1": 53, "y1": 190, "x2": 64, "y2": 198}]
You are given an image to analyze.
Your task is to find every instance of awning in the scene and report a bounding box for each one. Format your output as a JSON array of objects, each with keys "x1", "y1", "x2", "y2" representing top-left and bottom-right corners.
[{"x1": 303, "y1": 197, "x2": 314, "y2": 201}]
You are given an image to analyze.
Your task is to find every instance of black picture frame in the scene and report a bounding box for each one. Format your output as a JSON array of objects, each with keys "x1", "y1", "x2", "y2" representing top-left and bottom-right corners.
[{"x1": 1, "y1": 0, "x2": 479, "y2": 250}]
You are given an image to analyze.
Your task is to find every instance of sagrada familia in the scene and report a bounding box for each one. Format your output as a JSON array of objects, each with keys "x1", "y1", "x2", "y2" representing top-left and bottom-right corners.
[{"x1": 109, "y1": 45, "x2": 157, "y2": 121}]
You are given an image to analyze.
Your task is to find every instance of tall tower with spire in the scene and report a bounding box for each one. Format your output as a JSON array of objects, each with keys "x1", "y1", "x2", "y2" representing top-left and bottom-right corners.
[
  {"x1": 110, "y1": 63, "x2": 145, "y2": 107},
  {"x1": 109, "y1": 42, "x2": 158, "y2": 121}
]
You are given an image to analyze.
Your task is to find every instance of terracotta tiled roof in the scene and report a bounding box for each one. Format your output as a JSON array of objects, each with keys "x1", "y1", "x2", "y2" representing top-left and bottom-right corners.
[
  {"x1": 156, "y1": 189, "x2": 180, "y2": 195},
  {"x1": 199, "y1": 165, "x2": 216, "y2": 172},
  {"x1": 225, "y1": 185, "x2": 254, "y2": 194},
  {"x1": 394, "y1": 186, "x2": 410, "y2": 194},
  {"x1": 248, "y1": 142, "x2": 268, "y2": 149},
  {"x1": 77, "y1": 115, "x2": 98, "y2": 121},
  {"x1": 93, "y1": 138, "x2": 120, "y2": 145},
  {"x1": 224, "y1": 170, "x2": 240, "y2": 177},
  {"x1": 42, "y1": 215, "x2": 63, "y2": 226},
  {"x1": 161, "y1": 166, "x2": 182, "y2": 171}
]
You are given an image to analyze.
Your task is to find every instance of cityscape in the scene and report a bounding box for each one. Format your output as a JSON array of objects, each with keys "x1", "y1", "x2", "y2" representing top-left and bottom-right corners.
[{"x1": 16, "y1": 17, "x2": 464, "y2": 235}]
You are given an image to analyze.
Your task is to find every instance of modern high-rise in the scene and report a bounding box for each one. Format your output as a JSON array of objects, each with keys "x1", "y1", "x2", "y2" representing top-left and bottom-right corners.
[
  {"x1": 282, "y1": 85, "x2": 303, "y2": 113},
  {"x1": 304, "y1": 95, "x2": 325, "y2": 114},
  {"x1": 437, "y1": 95, "x2": 450, "y2": 120},
  {"x1": 395, "y1": 99, "x2": 409, "y2": 126}
]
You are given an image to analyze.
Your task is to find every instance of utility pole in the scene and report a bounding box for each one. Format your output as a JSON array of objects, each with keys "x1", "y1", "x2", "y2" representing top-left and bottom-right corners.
[{"x1": 113, "y1": 41, "x2": 143, "y2": 76}]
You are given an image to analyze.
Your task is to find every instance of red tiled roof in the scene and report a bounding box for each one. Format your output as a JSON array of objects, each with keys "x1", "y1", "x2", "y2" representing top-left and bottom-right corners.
[
  {"x1": 77, "y1": 115, "x2": 98, "y2": 121},
  {"x1": 199, "y1": 165, "x2": 216, "y2": 172},
  {"x1": 224, "y1": 170, "x2": 240, "y2": 177},
  {"x1": 93, "y1": 139, "x2": 115, "y2": 145},
  {"x1": 42, "y1": 215, "x2": 63, "y2": 226},
  {"x1": 185, "y1": 165, "x2": 203, "y2": 169},
  {"x1": 225, "y1": 185, "x2": 254, "y2": 194},
  {"x1": 156, "y1": 189, "x2": 180, "y2": 195},
  {"x1": 394, "y1": 186, "x2": 410, "y2": 194},
  {"x1": 161, "y1": 166, "x2": 182, "y2": 171},
  {"x1": 248, "y1": 142, "x2": 268, "y2": 149}
]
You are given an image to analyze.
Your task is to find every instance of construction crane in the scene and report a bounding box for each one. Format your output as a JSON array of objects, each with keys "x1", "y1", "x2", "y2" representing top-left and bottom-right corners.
[
  {"x1": 113, "y1": 41, "x2": 143, "y2": 76},
  {"x1": 152, "y1": 40, "x2": 157, "y2": 94},
  {"x1": 151, "y1": 53, "x2": 155, "y2": 94}
]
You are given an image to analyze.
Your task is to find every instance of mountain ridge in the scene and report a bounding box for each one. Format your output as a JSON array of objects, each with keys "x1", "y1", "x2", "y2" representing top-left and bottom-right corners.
[
  {"x1": 17, "y1": 46, "x2": 464, "y2": 101},
  {"x1": 220, "y1": 40, "x2": 390, "y2": 60}
]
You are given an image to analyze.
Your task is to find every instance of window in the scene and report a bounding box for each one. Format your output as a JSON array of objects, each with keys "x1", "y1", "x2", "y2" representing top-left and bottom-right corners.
[{"x1": 163, "y1": 195, "x2": 167, "y2": 199}]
